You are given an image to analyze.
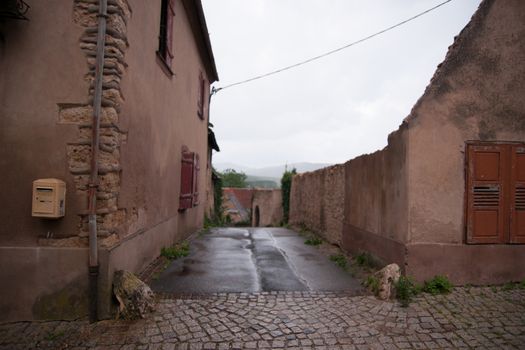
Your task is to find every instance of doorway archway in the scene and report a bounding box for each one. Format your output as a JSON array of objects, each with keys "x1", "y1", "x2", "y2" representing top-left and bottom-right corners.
[{"x1": 254, "y1": 206, "x2": 260, "y2": 227}]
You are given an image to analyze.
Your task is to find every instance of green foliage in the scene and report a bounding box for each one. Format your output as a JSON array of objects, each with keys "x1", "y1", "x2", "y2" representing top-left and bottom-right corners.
[
  {"x1": 233, "y1": 220, "x2": 251, "y2": 227},
  {"x1": 364, "y1": 275, "x2": 380, "y2": 296},
  {"x1": 304, "y1": 237, "x2": 323, "y2": 246},
  {"x1": 161, "y1": 241, "x2": 190, "y2": 260},
  {"x1": 330, "y1": 254, "x2": 347, "y2": 269},
  {"x1": 395, "y1": 276, "x2": 421, "y2": 307},
  {"x1": 220, "y1": 168, "x2": 248, "y2": 188},
  {"x1": 501, "y1": 282, "x2": 517, "y2": 291},
  {"x1": 520, "y1": 279, "x2": 525, "y2": 289},
  {"x1": 280, "y1": 222, "x2": 291, "y2": 229},
  {"x1": 353, "y1": 251, "x2": 380, "y2": 269},
  {"x1": 280, "y1": 167, "x2": 297, "y2": 224},
  {"x1": 212, "y1": 168, "x2": 223, "y2": 221},
  {"x1": 422, "y1": 275, "x2": 453, "y2": 295},
  {"x1": 44, "y1": 330, "x2": 65, "y2": 341}
]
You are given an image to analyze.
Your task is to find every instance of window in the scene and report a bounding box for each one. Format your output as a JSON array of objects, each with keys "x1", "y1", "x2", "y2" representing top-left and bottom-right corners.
[
  {"x1": 158, "y1": 0, "x2": 175, "y2": 69},
  {"x1": 179, "y1": 147, "x2": 200, "y2": 211},
  {"x1": 466, "y1": 142, "x2": 525, "y2": 244},
  {"x1": 197, "y1": 72, "x2": 206, "y2": 119}
]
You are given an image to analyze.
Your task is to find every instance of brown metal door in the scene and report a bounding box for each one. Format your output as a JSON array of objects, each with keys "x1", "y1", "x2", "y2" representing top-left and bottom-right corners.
[
  {"x1": 510, "y1": 145, "x2": 525, "y2": 243},
  {"x1": 466, "y1": 144, "x2": 507, "y2": 244}
]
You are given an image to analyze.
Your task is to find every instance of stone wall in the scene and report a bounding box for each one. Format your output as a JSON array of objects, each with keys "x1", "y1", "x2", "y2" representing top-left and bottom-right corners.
[
  {"x1": 289, "y1": 165, "x2": 345, "y2": 246},
  {"x1": 65, "y1": 0, "x2": 131, "y2": 242}
]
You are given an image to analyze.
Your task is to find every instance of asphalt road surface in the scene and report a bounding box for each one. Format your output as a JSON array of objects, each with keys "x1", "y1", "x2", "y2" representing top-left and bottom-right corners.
[{"x1": 151, "y1": 227, "x2": 362, "y2": 294}]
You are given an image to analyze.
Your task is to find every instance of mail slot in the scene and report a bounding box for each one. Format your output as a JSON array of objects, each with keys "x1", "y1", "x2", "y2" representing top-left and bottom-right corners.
[{"x1": 32, "y1": 179, "x2": 66, "y2": 218}]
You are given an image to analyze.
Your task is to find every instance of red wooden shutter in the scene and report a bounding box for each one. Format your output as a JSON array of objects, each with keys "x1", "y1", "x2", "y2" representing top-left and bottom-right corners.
[
  {"x1": 179, "y1": 150, "x2": 194, "y2": 210},
  {"x1": 165, "y1": 0, "x2": 175, "y2": 66},
  {"x1": 193, "y1": 154, "x2": 200, "y2": 206},
  {"x1": 510, "y1": 145, "x2": 525, "y2": 243},
  {"x1": 466, "y1": 144, "x2": 507, "y2": 244}
]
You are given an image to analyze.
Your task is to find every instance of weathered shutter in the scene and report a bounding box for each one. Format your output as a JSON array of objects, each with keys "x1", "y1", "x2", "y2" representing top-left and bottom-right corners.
[
  {"x1": 466, "y1": 144, "x2": 507, "y2": 244},
  {"x1": 193, "y1": 153, "x2": 200, "y2": 206},
  {"x1": 510, "y1": 145, "x2": 525, "y2": 243},
  {"x1": 165, "y1": 0, "x2": 175, "y2": 65},
  {"x1": 179, "y1": 150, "x2": 194, "y2": 210}
]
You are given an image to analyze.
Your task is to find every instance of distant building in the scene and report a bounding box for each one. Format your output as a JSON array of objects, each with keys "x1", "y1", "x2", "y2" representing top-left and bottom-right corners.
[
  {"x1": 0, "y1": 0, "x2": 218, "y2": 321},
  {"x1": 222, "y1": 188, "x2": 254, "y2": 223}
]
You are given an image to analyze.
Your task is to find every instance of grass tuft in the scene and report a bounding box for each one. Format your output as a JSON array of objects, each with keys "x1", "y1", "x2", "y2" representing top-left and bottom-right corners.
[
  {"x1": 422, "y1": 275, "x2": 453, "y2": 295},
  {"x1": 395, "y1": 275, "x2": 421, "y2": 307},
  {"x1": 161, "y1": 241, "x2": 190, "y2": 260},
  {"x1": 330, "y1": 254, "x2": 347, "y2": 269},
  {"x1": 304, "y1": 237, "x2": 323, "y2": 246}
]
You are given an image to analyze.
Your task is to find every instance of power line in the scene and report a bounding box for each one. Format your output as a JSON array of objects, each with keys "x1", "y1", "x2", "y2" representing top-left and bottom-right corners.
[{"x1": 213, "y1": 0, "x2": 453, "y2": 94}]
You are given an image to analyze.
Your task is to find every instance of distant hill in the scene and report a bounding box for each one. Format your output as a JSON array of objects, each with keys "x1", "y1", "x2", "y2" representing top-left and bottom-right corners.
[
  {"x1": 245, "y1": 175, "x2": 279, "y2": 189},
  {"x1": 214, "y1": 162, "x2": 332, "y2": 179}
]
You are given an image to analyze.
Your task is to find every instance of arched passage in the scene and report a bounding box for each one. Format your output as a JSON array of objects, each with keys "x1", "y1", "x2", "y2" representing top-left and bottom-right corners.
[{"x1": 254, "y1": 206, "x2": 260, "y2": 227}]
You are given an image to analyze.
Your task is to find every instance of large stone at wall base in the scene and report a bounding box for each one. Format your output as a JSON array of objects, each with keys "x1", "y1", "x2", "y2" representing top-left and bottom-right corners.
[
  {"x1": 374, "y1": 263, "x2": 400, "y2": 300},
  {"x1": 113, "y1": 270, "x2": 155, "y2": 320}
]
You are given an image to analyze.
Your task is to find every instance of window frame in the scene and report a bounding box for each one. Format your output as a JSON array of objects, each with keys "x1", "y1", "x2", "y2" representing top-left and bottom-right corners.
[{"x1": 156, "y1": 0, "x2": 175, "y2": 76}]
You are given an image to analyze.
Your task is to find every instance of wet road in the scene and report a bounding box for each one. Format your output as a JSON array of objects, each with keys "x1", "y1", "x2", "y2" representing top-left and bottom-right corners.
[{"x1": 151, "y1": 227, "x2": 362, "y2": 294}]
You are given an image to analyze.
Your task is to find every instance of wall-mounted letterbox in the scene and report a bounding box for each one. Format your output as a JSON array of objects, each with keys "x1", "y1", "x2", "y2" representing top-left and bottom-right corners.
[{"x1": 32, "y1": 179, "x2": 66, "y2": 218}]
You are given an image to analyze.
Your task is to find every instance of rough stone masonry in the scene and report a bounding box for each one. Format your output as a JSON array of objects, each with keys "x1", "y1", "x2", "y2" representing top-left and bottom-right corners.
[{"x1": 58, "y1": 0, "x2": 131, "y2": 243}]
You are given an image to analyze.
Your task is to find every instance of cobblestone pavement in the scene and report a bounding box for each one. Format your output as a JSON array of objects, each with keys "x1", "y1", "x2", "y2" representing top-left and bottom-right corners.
[{"x1": 1, "y1": 287, "x2": 524, "y2": 349}]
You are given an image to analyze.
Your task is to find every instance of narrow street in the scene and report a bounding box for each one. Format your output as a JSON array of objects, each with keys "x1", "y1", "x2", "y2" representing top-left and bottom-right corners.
[
  {"x1": 1, "y1": 227, "x2": 525, "y2": 349},
  {"x1": 151, "y1": 228, "x2": 362, "y2": 295}
]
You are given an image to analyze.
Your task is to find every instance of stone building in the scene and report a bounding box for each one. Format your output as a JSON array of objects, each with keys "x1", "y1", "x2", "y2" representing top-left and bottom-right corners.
[
  {"x1": 0, "y1": 0, "x2": 218, "y2": 321},
  {"x1": 290, "y1": 0, "x2": 525, "y2": 285}
]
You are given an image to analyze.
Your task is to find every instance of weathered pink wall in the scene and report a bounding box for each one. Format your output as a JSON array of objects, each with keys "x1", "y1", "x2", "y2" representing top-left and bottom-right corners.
[
  {"x1": 0, "y1": 1, "x2": 89, "y2": 246},
  {"x1": 118, "y1": 0, "x2": 212, "y2": 243},
  {"x1": 402, "y1": 0, "x2": 525, "y2": 283},
  {"x1": 289, "y1": 0, "x2": 525, "y2": 284},
  {"x1": 0, "y1": 0, "x2": 217, "y2": 321},
  {"x1": 289, "y1": 165, "x2": 345, "y2": 245},
  {"x1": 406, "y1": 0, "x2": 525, "y2": 245},
  {"x1": 343, "y1": 128, "x2": 409, "y2": 265}
]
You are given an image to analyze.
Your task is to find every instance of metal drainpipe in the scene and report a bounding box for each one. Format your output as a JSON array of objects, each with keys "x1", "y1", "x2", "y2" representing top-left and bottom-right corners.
[{"x1": 88, "y1": 0, "x2": 108, "y2": 323}]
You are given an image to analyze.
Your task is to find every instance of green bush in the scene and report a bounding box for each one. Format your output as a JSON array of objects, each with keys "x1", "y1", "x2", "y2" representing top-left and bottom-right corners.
[
  {"x1": 364, "y1": 275, "x2": 380, "y2": 296},
  {"x1": 422, "y1": 275, "x2": 453, "y2": 295},
  {"x1": 304, "y1": 237, "x2": 323, "y2": 246},
  {"x1": 330, "y1": 254, "x2": 347, "y2": 269},
  {"x1": 354, "y1": 251, "x2": 379, "y2": 269},
  {"x1": 281, "y1": 168, "x2": 297, "y2": 224},
  {"x1": 395, "y1": 275, "x2": 421, "y2": 307},
  {"x1": 161, "y1": 241, "x2": 190, "y2": 260}
]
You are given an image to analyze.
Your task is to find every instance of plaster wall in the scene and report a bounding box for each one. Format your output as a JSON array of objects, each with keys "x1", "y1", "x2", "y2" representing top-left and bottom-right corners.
[
  {"x1": 252, "y1": 190, "x2": 283, "y2": 227},
  {"x1": 342, "y1": 127, "x2": 409, "y2": 265},
  {"x1": 0, "y1": 1, "x2": 89, "y2": 245},
  {"x1": 0, "y1": 247, "x2": 88, "y2": 322},
  {"x1": 118, "y1": 0, "x2": 211, "y2": 241}
]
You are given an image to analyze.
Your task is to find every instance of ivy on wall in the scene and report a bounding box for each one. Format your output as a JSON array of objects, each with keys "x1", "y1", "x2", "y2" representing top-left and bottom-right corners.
[{"x1": 281, "y1": 168, "x2": 297, "y2": 224}]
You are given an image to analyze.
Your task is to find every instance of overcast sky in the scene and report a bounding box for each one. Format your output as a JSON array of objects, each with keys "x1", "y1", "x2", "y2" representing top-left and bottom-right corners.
[{"x1": 202, "y1": 0, "x2": 482, "y2": 168}]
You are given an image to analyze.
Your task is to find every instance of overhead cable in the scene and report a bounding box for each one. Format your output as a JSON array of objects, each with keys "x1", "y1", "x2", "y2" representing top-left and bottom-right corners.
[{"x1": 213, "y1": 0, "x2": 453, "y2": 94}]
